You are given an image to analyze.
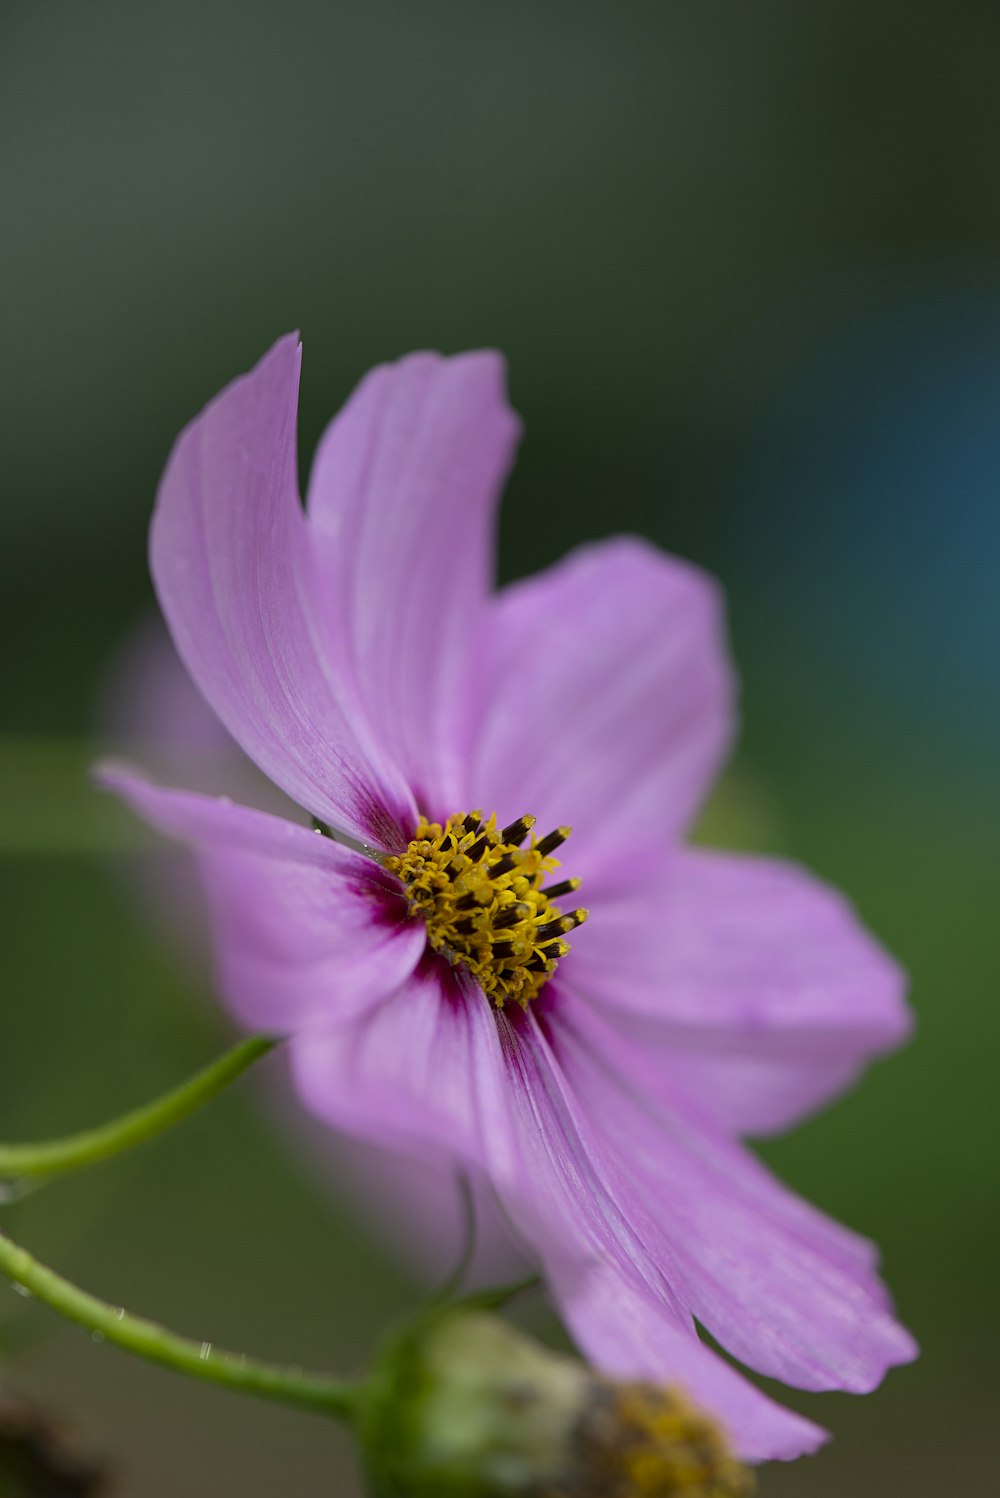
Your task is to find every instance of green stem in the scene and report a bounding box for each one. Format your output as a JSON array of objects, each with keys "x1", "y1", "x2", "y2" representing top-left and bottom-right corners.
[
  {"x1": 0, "y1": 1230, "x2": 362, "y2": 1420},
  {"x1": 0, "y1": 1036, "x2": 278, "y2": 1186}
]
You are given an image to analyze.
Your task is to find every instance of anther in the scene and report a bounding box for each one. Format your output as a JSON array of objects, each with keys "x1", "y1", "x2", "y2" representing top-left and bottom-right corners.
[
  {"x1": 500, "y1": 814, "x2": 536, "y2": 846},
  {"x1": 534, "y1": 916, "x2": 575, "y2": 943},
  {"x1": 493, "y1": 902, "x2": 530, "y2": 930},
  {"x1": 386, "y1": 810, "x2": 584, "y2": 1011}
]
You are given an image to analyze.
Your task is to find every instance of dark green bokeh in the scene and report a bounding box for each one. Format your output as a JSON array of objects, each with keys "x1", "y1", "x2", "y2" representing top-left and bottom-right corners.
[{"x1": 2, "y1": 3, "x2": 997, "y2": 1493}]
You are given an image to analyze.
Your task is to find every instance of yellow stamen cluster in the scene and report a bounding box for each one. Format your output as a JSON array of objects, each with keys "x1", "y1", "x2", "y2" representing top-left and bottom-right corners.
[
  {"x1": 578, "y1": 1381, "x2": 755, "y2": 1498},
  {"x1": 386, "y1": 811, "x2": 587, "y2": 1009}
]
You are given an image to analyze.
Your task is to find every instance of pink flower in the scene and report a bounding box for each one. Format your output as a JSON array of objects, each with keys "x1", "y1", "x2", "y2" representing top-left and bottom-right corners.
[{"x1": 99, "y1": 335, "x2": 915, "y2": 1462}]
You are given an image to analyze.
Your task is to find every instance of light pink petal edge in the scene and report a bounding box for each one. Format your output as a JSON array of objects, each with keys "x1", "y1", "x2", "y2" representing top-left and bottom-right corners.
[
  {"x1": 486, "y1": 1010, "x2": 830, "y2": 1462},
  {"x1": 97, "y1": 764, "x2": 424, "y2": 1030},
  {"x1": 469, "y1": 538, "x2": 736, "y2": 883},
  {"x1": 150, "y1": 334, "x2": 414, "y2": 850},
  {"x1": 555, "y1": 998, "x2": 917, "y2": 1399},
  {"x1": 307, "y1": 349, "x2": 521, "y2": 818},
  {"x1": 567, "y1": 846, "x2": 912, "y2": 1135}
]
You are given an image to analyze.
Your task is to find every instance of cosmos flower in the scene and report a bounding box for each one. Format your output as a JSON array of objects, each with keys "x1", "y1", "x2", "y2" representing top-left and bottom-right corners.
[{"x1": 99, "y1": 335, "x2": 915, "y2": 1462}]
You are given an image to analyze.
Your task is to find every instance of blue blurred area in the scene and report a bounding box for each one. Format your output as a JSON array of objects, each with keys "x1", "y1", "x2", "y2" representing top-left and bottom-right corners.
[{"x1": 716, "y1": 277, "x2": 1000, "y2": 759}]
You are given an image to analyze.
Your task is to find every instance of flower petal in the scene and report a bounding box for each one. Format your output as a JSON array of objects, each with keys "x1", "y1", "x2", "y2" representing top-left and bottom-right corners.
[
  {"x1": 470, "y1": 539, "x2": 735, "y2": 881},
  {"x1": 552, "y1": 998, "x2": 917, "y2": 1396},
  {"x1": 486, "y1": 1009, "x2": 827, "y2": 1462},
  {"x1": 550, "y1": 1259, "x2": 828, "y2": 1464},
  {"x1": 151, "y1": 334, "x2": 414, "y2": 850},
  {"x1": 306, "y1": 350, "x2": 521, "y2": 817},
  {"x1": 289, "y1": 959, "x2": 513, "y2": 1162},
  {"x1": 98, "y1": 766, "x2": 423, "y2": 1029},
  {"x1": 288, "y1": 974, "x2": 839, "y2": 1459},
  {"x1": 567, "y1": 846, "x2": 911, "y2": 1134}
]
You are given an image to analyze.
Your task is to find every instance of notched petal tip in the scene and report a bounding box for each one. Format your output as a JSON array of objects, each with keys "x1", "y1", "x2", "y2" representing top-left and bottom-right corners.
[
  {"x1": 445, "y1": 345, "x2": 521, "y2": 414},
  {"x1": 350, "y1": 346, "x2": 522, "y2": 446},
  {"x1": 846, "y1": 1320, "x2": 920, "y2": 1392}
]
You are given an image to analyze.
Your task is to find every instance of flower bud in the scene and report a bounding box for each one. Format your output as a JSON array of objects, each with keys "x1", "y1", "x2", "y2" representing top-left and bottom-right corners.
[{"x1": 359, "y1": 1309, "x2": 753, "y2": 1497}]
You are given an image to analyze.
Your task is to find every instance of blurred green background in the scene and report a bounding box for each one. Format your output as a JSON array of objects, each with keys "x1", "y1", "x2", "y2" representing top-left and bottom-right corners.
[{"x1": 1, "y1": 2, "x2": 998, "y2": 1492}]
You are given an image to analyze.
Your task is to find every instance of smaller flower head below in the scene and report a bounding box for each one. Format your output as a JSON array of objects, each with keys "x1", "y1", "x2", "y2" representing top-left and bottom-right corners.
[
  {"x1": 386, "y1": 812, "x2": 588, "y2": 1009},
  {"x1": 576, "y1": 1382, "x2": 754, "y2": 1498},
  {"x1": 361, "y1": 1307, "x2": 753, "y2": 1498}
]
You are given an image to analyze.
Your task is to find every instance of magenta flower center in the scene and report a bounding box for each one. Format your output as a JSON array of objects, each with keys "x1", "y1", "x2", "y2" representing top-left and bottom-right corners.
[{"x1": 386, "y1": 811, "x2": 588, "y2": 1009}]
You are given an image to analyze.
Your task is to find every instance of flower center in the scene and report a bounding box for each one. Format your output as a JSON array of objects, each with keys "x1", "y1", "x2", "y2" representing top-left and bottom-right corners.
[
  {"x1": 386, "y1": 811, "x2": 587, "y2": 1009},
  {"x1": 577, "y1": 1382, "x2": 754, "y2": 1498}
]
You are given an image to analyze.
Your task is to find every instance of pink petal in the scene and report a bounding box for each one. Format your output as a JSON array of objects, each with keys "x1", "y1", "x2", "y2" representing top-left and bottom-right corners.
[
  {"x1": 287, "y1": 967, "x2": 867, "y2": 1460},
  {"x1": 151, "y1": 334, "x2": 414, "y2": 851},
  {"x1": 289, "y1": 959, "x2": 513, "y2": 1163},
  {"x1": 552, "y1": 1261, "x2": 828, "y2": 1463},
  {"x1": 552, "y1": 998, "x2": 917, "y2": 1396},
  {"x1": 97, "y1": 766, "x2": 423, "y2": 1030},
  {"x1": 469, "y1": 539, "x2": 735, "y2": 882},
  {"x1": 306, "y1": 350, "x2": 521, "y2": 818},
  {"x1": 487, "y1": 1009, "x2": 827, "y2": 1462},
  {"x1": 568, "y1": 846, "x2": 911, "y2": 1134},
  {"x1": 290, "y1": 973, "x2": 823, "y2": 1457}
]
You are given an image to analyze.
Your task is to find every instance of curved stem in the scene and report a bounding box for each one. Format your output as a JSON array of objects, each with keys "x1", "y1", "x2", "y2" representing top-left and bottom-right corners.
[
  {"x1": 0, "y1": 1036, "x2": 278, "y2": 1187},
  {"x1": 430, "y1": 1172, "x2": 477, "y2": 1305},
  {"x1": 0, "y1": 1229, "x2": 361, "y2": 1420},
  {"x1": 456, "y1": 1274, "x2": 542, "y2": 1312}
]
